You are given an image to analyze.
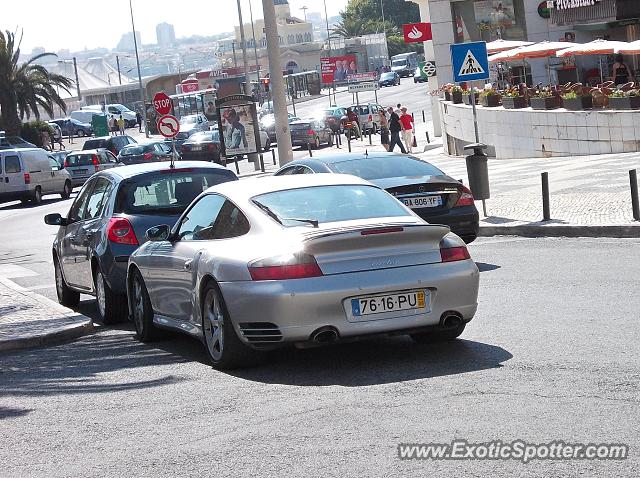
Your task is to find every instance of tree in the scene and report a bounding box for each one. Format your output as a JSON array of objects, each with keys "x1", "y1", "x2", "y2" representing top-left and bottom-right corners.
[
  {"x1": 332, "y1": 17, "x2": 377, "y2": 39},
  {"x1": 0, "y1": 30, "x2": 72, "y2": 135}
]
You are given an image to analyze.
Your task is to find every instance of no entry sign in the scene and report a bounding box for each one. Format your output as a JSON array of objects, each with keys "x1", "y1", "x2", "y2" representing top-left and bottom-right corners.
[
  {"x1": 157, "y1": 114, "x2": 180, "y2": 138},
  {"x1": 153, "y1": 92, "x2": 172, "y2": 116}
]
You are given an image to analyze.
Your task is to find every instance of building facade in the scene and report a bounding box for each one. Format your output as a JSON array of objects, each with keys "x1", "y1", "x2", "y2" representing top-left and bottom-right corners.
[{"x1": 156, "y1": 23, "x2": 176, "y2": 47}]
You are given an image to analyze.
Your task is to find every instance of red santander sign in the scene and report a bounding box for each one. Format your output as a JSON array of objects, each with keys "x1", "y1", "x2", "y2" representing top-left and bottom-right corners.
[
  {"x1": 403, "y1": 22, "x2": 432, "y2": 43},
  {"x1": 153, "y1": 92, "x2": 172, "y2": 116}
]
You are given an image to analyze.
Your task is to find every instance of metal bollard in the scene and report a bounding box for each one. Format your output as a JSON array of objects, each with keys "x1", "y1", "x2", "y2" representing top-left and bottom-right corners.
[
  {"x1": 630, "y1": 169, "x2": 640, "y2": 221},
  {"x1": 259, "y1": 153, "x2": 265, "y2": 173},
  {"x1": 425, "y1": 131, "x2": 431, "y2": 144},
  {"x1": 541, "y1": 172, "x2": 551, "y2": 221},
  {"x1": 422, "y1": 110, "x2": 425, "y2": 122},
  {"x1": 347, "y1": 134, "x2": 351, "y2": 153},
  {"x1": 234, "y1": 156, "x2": 240, "y2": 175},
  {"x1": 307, "y1": 142, "x2": 313, "y2": 157},
  {"x1": 271, "y1": 148, "x2": 276, "y2": 165},
  {"x1": 369, "y1": 130, "x2": 372, "y2": 145},
  {"x1": 335, "y1": 132, "x2": 340, "y2": 149}
]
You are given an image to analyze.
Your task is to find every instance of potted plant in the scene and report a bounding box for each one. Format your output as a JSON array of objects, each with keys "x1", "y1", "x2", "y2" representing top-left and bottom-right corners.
[
  {"x1": 530, "y1": 89, "x2": 559, "y2": 110},
  {"x1": 479, "y1": 88, "x2": 501, "y2": 107},
  {"x1": 608, "y1": 89, "x2": 640, "y2": 110},
  {"x1": 561, "y1": 91, "x2": 593, "y2": 110},
  {"x1": 442, "y1": 84, "x2": 453, "y2": 101},
  {"x1": 462, "y1": 87, "x2": 481, "y2": 105},
  {"x1": 501, "y1": 87, "x2": 528, "y2": 109},
  {"x1": 451, "y1": 85, "x2": 463, "y2": 104}
]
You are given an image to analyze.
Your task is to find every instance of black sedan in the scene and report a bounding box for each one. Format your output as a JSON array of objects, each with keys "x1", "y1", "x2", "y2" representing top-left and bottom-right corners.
[
  {"x1": 117, "y1": 142, "x2": 174, "y2": 165},
  {"x1": 50, "y1": 118, "x2": 94, "y2": 137},
  {"x1": 289, "y1": 119, "x2": 334, "y2": 149},
  {"x1": 274, "y1": 152, "x2": 479, "y2": 243},
  {"x1": 44, "y1": 162, "x2": 238, "y2": 323},
  {"x1": 180, "y1": 131, "x2": 221, "y2": 163},
  {"x1": 379, "y1": 72, "x2": 400, "y2": 87}
]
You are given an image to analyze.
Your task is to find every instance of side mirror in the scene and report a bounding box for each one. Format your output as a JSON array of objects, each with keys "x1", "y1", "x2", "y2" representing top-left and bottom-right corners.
[
  {"x1": 146, "y1": 224, "x2": 170, "y2": 242},
  {"x1": 44, "y1": 213, "x2": 67, "y2": 226}
]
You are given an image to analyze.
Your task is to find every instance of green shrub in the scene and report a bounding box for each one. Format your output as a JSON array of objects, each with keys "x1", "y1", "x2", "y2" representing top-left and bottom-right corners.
[{"x1": 20, "y1": 120, "x2": 53, "y2": 148}]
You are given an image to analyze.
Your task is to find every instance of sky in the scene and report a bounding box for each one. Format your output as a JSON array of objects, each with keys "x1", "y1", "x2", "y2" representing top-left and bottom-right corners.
[{"x1": 3, "y1": 0, "x2": 349, "y2": 53}]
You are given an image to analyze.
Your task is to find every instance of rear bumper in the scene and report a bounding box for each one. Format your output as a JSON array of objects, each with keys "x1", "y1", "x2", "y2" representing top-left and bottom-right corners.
[
  {"x1": 413, "y1": 206, "x2": 480, "y2": 240},
  {"x1": 181, "y1": 151, "x2": 220, "y2": 163},
  {"x1": 70, "y1": 176, "x2": 90, "y2": 187},
  {"x1": 220, "y1": 260, "x2": 479, "y2": 346}
]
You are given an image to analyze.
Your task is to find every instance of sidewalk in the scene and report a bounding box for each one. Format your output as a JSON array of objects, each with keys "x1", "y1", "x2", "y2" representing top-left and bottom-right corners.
[{"x1": 0, "y1": 277, "x2": 93, "y2": 352}]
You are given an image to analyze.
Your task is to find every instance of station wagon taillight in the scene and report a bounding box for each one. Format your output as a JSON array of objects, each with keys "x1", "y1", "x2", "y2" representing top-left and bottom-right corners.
[
  {"x1": 143, "y1": 152, "x2": 153, "y2": 160},
  {"x1": 307, "y1": 129, "x2": 315, "y2": 135},
  {"x1": 107, "y1": 217, "x2": 139, "y2": 245},
  {"x1": 23, "y1": 173, "x2": 30, "y2": 184}
]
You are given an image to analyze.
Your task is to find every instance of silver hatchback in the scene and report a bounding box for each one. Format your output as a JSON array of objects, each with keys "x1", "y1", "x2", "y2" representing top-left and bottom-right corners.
[{"x1": 64, "y1": 149, "x2": 120, "y2": 187}]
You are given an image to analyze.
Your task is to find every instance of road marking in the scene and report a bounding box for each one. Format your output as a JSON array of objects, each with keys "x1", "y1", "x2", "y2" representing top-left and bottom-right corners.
[{"x1": 26, "y1": 284, "x2": 56, "y2": 291}]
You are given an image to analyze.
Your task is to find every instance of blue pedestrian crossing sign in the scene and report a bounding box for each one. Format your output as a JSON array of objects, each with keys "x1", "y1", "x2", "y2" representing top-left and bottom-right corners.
[{"x1": 451, "y1": 42, "x2": 489, "y2": 83}]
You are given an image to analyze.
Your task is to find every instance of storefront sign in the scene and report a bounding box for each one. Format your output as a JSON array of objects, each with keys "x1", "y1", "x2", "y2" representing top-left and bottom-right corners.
[
  {"x1": 553, "y1": 0, "x2": 601, "y2": 10},
  {"x1": 538, "y1": 1, "x2": 551, "y2": 18}
]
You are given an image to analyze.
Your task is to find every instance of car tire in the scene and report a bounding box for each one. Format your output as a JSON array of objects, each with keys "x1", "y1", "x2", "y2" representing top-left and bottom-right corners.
[
  {"x1": 130, "y1": 269, "x2": 162, "y2": 342},
  {"x1": 313, "y1": 136, "x2": 320, "y2": 149},
  {"x1": 410, "y1": 322, "x2": 466, "y2": 344},
  {"x1": 54, "y1": 256, "x2": 80, "y2": 307},
  {"x1": 94, "y1": 267, "x2": 127, "y2": 324},
  {"x1": 31, "y1": 186, "x2": 42, "y2": 205},
  {"x1": 76, "y1": 130, "x2": 85, "y2": 137},
  {"x1": 201, "y1": 281, "x2": 259, "y2": 369},
  {"x1": 60, "y1": 180, "x2": 72, "y2": 199}
]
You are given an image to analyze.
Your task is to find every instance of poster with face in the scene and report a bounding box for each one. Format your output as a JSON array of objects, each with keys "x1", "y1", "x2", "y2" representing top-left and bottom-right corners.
[
  {"x1": 474, "y1": 0, "x2": 515, "y2": 28},
  {"x1": 220, "y1": 104, "x2": 258, "y2": 156},
  {"x1": 320, "y1": 55, "x2": 358, "y2": 84}
]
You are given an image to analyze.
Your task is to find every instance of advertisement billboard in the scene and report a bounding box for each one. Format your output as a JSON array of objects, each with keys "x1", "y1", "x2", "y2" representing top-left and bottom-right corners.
[
  {"x1": 321, "y1": 55, "x2": 358, "y2": 84},
  {"x1": 219, "y1": 103, "x2": 258, "y2": 156}
]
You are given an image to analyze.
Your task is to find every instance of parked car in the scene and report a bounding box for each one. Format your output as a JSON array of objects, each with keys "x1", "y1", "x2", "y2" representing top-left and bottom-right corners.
[
  {"x1": 127, "y1": 174, "x2": 479, "y2": 369},
  {"x1": 64, "y1": 149, "x2": 120, "y2": 187},
  {"x1": 0, "y1": 136, "x2": 37, "y2": 149},
  {"x1": 83, "y1": 135, "x2": 137, "y2": 156},
  {"x1": 117, "y1": 142, "x2": 174, "y2": 165},
  {"x1": 181, "y1": 131, "x2": 221, "y2": 163},
  {"x1": 379, "y1": 71, "x2": 401, "y2": 87},
  {"x1": 289, "y1": 119, "x2": 334, "y2": 149},
  {"x1": 349, "y1": 103, "x2": 383, "y2": 133},
  {"x1": 1, "y1": 148, "x2": 72, "y2": 204},
  {"x1": 274, "y1": 152, "x2": 480, "y2": 243},
  {"x1": 414, "y1": 67, "x2": 428, "y2": 84},
  {"x1": 70, "y1": 110, "x2": 106, "y2": 126},
  {"x1": 260, "y1": 113, "x2": 299, "y2": 142},
  {"x1": 44, "y1": 162, "x2": 239, "y2": 323},
  {"x1": 165, "y1": 114, "x2": 211, "y2": 151},
  {"x1": 314, "y1": 107, "x2": 347, "y2": 133},
  {"x1": 50, "y1": 118, "x2": 94, "y2": 137},
  {"x1": 50, "y1": 151, "x2": 71, "y2": 169},
  {"x1": 83, "y1": 104, "x2": 137, "y2": 127}
]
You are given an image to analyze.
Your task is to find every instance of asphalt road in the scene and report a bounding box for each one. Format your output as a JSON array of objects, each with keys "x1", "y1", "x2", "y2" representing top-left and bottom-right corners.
[{"x1": 1, "y1": 237, "x2": 638, "y2": 477}]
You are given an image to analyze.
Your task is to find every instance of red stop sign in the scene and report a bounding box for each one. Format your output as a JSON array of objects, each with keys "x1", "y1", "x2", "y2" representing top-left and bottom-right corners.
[{"x1": 153, "y1": 92, "x2": 172, "y2": 115}]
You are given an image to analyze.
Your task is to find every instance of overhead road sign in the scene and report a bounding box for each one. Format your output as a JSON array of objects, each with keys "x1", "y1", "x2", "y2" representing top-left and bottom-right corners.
[{"x1": 450, "y1": 42, "x2": 490, "y2": 83}]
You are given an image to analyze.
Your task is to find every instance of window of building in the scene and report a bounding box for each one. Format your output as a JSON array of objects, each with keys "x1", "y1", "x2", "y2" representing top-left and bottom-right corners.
[
  {"x1": 304, "y1": 32, "x2": 312, "y2": 42},
  {"x1": 296, "y1": 34, "x2": 303, "y2": 43},
  {"x1": 451, "y1": 0, "x2": 527, "y2": 43}
]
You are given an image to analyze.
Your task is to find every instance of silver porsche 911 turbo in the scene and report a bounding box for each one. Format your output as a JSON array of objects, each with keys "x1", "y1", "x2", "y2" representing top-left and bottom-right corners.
[{"x1": 127, "y1": 174, "x2": 480, "y2": 369}]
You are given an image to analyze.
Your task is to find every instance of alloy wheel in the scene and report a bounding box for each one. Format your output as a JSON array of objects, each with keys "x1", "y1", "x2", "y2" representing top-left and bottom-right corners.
[
  {"x1": 203, "y1": 289, "x2": 224, "y2": 361},
  {"x1": 96, "y1": 271, "x2": 106, "y2": 318},
  {"x1": 55, "y1": 261, "x2": 64, "y2": 297},
  {"x1": 132, "y1": 277, "x2": 145, "y2": 333}
]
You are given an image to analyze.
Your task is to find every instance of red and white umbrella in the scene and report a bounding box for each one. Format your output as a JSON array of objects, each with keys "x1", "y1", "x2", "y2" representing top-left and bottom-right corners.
[
  {"x1": 615, "y1": 40, "x2": 640, "y2": 54},
  {"x1": 486, "y1": 39, "x2": 533, "y2": 54},
  {"x1": 556, "y1": 39, "x2": 630, "y2": 57},
  {"x1": 489, "y1": 41, "x2": 577, "y2": 63}
]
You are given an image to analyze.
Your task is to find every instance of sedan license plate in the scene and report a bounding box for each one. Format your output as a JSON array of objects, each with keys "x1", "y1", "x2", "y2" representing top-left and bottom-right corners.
[
  {"x1": 191, "y1": 145, "x2": 202, "y2": 151},
  {"x1": 73, "y1": 169, "x2": 88, "y2": 175},
  {"x1": 402, "y1": 195, "x2": 442, "y2": 208},
  {"x1": 350, "y1": 290, "x2": 428, "y2": 319}
]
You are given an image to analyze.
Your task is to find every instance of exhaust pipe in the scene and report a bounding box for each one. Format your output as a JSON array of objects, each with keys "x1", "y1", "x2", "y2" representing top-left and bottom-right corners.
[
  {"x1": 440, "y1": 313, "x2": 463, "y2": 330},
  {"x1": 310, "y1": 326, "x2": 340, "y2": 344}
]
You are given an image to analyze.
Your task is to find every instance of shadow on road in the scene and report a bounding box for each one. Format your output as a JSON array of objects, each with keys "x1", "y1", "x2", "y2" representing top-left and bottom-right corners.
[
  {"x1": 0, "y1": 406, "x2": 34, "y2": 419},
  {"x1": 229, "y1": 337, "x2": 512, "y2": 387},
  {"x1": 0, "y1": 195, "x2": 73, "y2": 211},
  {"x1": 476, "y1": 262, "x2": 501, "y2": 272}
]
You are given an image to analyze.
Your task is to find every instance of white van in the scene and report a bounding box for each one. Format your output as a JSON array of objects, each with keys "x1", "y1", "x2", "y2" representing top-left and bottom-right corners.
[
  {"x1": 83, "y1": 104, "x2": 137, "y2": 127},
  {"x1": 0, "y1": 148, "x2": 73, "y2": 204},
  {"x1": 70, "y1": 110, "x2": 105, "y2": 125}
]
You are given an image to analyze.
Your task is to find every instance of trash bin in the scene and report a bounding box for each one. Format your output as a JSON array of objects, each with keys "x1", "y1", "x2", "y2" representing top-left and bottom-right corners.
[{"x1": 464, "y1": 143, "x2": 490, "y2": 200}]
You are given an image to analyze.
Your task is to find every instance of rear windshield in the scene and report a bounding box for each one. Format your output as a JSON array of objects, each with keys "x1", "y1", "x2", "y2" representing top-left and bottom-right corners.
[
  {"x1": 66, "y1": 154, "x2": 96, "y2": 166},
  {"x1": 188, "y1": 131, "x2": 218, "y2": 142},
  {"x1": 120, "y1": 146, "x2": 145, "y2": 155},
  {"x1": 330, "y1": 155, "x2": 444, "y2": 181},
  {"x1": 252, "y1": 184, "x2": 410, "y2": 226},
  {"x1": 381, "y1": 73, "x2": 394, "y2": 79},
  {"x1": 115, "y1": 169, "x2": 237, "y2": 215},
  {"x1": 83, "y1": 139, "x2": 106, "y2": 150}
]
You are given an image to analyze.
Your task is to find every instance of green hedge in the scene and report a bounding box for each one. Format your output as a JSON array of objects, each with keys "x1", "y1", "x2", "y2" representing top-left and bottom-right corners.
[{"x1": 21, "y1": 121, "x2": 54, "y2": 148}]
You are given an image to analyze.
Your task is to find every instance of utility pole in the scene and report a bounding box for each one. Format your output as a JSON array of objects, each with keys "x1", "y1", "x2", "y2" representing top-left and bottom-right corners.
[
  {"x1": 72, "y1": 57, "x2": 81, "y2": 102},
  {"x1": 129, "y1": 0, "x2": 148, "y2": 137},
  {"x1": 237, "y1": 0, "x2": 259, "y2": 170},
  {"x1": 380, "y1": 0, "x2": 386, "y2": 38},
  {"x1": 249, "y1": 0, "x2": 261, "y2": 82},
  {"x1": 262, "y1": 0, "x2": 293, "y2": 165},
  {"x1": 323, "y1": 0, "x2": 333, "y2": 106},
  {"x1": 301, "y1": 6, "x2": 308, "y2": 22},
  {"x1": 116, "y1": 55, "x2": 122, "y2": 85}
]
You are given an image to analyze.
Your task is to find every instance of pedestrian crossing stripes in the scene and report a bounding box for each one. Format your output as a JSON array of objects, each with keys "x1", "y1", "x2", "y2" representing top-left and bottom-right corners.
[{"x1": 458, "y1": 50, "x2": 486, "y2": 76}]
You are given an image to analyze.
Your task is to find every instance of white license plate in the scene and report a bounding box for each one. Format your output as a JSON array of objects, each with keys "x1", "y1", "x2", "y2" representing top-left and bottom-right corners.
[
  {"x1": 402, "y1": 195, "x2": 442, "y2": 208},
  {"x1": 73, "y1": 169, "x2": 87, "y2": 175},
  {"x1": 350, "y1": 290, "x2": 428, "y2": 318}
]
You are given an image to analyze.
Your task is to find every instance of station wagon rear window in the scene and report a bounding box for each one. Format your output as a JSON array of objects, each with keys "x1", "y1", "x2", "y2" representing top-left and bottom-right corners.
[{"x1": 66, "y1": 154, "x2": 96, "y2": 166}]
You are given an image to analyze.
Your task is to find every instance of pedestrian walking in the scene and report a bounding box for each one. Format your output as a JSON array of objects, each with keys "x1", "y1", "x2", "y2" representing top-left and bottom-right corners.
[
  {"x1": 399, "y1": 107, "x2": 415, "y2": 154},
  {"x1": 117, "y1": 115, "x2": 125, "y2": 136},
  {"x1": 387, "y1": 107, "x2": 406, "y2": 154},
  {"x1": 379, "y1": 109, "x2": 389, "y2": 151},
  {"x1": 40, "y1": 129, "x2": 52, "y2": 151},
  {"x1": 51, "y1": 125, "x2": 65, "y2": 151},
  {"x1": 346, "y1": 107, "x2": 361, "y2": 140},
  {"x1": 136, "y1": 110, "x2": 143, "y2": 133},
  {"x1": 108, "y1": 115, "x2": 116, "y2": 136}
]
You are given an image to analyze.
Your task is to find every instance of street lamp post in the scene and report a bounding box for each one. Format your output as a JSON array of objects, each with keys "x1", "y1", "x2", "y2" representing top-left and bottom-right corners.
[
  {"x1": 248, "y1": 0, "x2": 261, "y2": 83},
  {"x1": 116, "y1": 55, "x2": 122, "y2": 85},
  {"x1": 129, "y1": 0, "x2": 148, "y2": 137},
  {"x1": 323, "y1": 0, "x2": 333, "y2": 106}
]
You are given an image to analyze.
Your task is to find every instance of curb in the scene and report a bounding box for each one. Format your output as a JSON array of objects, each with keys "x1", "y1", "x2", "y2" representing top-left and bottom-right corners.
[
  {"x1": 0, "y1": 277, "x2": 94, "y2": 353},
  {"x1": 478, "y1": 224, "x2": 640, "y2": 238}
]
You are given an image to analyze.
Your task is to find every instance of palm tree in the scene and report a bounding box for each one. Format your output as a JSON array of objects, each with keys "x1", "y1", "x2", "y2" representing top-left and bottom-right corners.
[
  {"x1": 332, "y1": 17, "x2": 376, "y2": 39},
  {"x1": 0, "y1": 30, "x2": 73, "y2": 135}
]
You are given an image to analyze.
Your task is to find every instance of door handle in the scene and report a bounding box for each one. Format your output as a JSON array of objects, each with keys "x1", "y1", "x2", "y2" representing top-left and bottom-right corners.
[{"x1": 184, "y1": 259, "x2": 193, "y2": 271}]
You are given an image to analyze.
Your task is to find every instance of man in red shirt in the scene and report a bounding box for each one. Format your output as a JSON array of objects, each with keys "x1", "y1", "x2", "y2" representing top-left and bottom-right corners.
[
  {"x1": 399, "y1": 107, "x2": 414, "y2": 153},
  {"x1": 346, "y1": 107, "x2": 362, "y2": 140}
]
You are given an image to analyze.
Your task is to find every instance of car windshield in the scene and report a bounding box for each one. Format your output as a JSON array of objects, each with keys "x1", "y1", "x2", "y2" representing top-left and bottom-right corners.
[
  {"x1": 114, "y1": 169, "x2": 236, "y2": 215},
  {"x1": 120, "y1": 146, "x2": 145, "y2": 155},
  {"x1": 329, "y1": 155, "x2": 444, "y2": 181},
  {"x1": 66, "y1": 153, "x2": 96, "y2": 166},
  {"x1": 252, "y1": 184, "x2": 411, "y2": 226},
  {"x1": 180, "y1": 116, "x2": 197, "y2": 125},
  {"x1": 381, "y1": 73, "x2": 394, "y2": 79},
  {"x1": 392, "y1": 59, "x2": 407, "y2": 67}
]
